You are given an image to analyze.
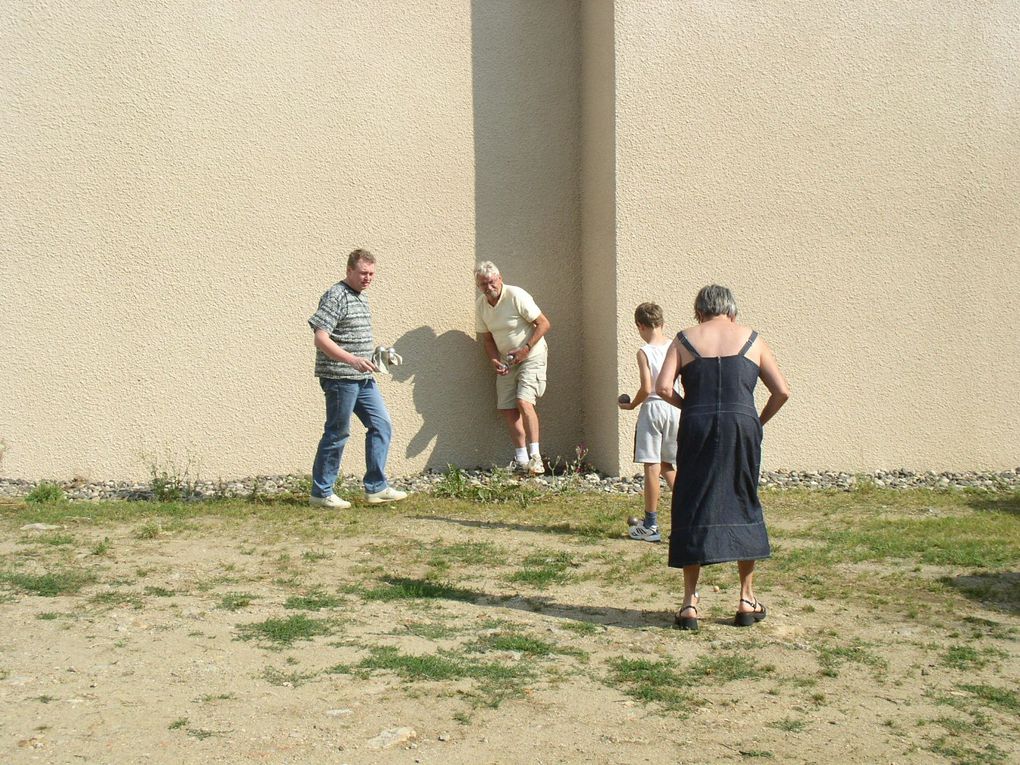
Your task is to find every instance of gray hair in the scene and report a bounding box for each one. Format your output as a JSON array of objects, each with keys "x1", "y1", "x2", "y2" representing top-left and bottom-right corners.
[
  {"x1": 694, "y1": 284, "x2": 737, "y2": 320},
  {"x1": 474, "y1": 261, "x2": 500, "y2": 280}
]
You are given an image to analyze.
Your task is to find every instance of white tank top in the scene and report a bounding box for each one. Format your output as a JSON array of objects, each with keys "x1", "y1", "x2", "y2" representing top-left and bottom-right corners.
[{"x1": 640, "y1": 341, "x2": 671, "y2": 402}]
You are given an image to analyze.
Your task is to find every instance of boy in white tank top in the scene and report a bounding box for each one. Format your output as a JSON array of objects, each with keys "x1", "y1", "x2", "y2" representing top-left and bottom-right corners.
[{"x1": 618, "y1": 302, "x2": 680, "y2": 542}]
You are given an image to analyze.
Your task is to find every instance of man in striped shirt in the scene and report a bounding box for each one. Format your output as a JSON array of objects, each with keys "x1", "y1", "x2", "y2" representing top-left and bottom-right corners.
[{"x1": 308, "y1": 249, "x2": 407, "y2": 509}]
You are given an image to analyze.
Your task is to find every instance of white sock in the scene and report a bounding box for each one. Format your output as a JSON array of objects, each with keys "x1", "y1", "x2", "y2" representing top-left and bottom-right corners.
[
  {"x1": 528, "y1": 442, "x2": 541, "y2": 457},
  {"x1": 515, "y1": 447, "x2": 528, "y2": 464}
]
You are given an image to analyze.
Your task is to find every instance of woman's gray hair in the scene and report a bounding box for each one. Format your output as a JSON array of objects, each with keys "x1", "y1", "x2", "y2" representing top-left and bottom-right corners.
[
  {"x1": 474, "y1": 261, "x2": 501, "y2": 279},
  {"x1": 694, "y1": 284, "x2": 737, "y2": 320}
]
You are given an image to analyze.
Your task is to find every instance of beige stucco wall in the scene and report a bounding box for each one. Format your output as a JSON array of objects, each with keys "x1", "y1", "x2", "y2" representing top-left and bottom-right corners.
[
  {"x1": 3, "y1": 1, "x2": 1017, "y2": 481},
  {"x1": 608, "y1": 0, "x2": 1020, "y2": 475},
  {"x1": 1, "y1": 1, "x2": 583, "y2": 480}
]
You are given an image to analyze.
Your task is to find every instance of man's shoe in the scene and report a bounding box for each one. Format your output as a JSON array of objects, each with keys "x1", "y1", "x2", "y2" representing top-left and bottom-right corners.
[
  {"x1": 309, "y1": 494, "x2": 351, "y2": 510},
  {"x1": 365, "y1": 486, "x2": 408, "y2": 505},
  {"x1": 628, "y1": 524, "x2": 661, "y2": 543},
  {"x1": 507, "y1": 459, "x2": 528, "y2": 474},
  {"x1": 527, "y1": 454, "x2": 545, "y2": 476}
]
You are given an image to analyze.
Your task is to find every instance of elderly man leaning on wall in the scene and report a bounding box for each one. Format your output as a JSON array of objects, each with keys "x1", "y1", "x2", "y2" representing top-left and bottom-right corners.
[{"x1": 474, "y1": 261, "x2": 552, "y2": 475}]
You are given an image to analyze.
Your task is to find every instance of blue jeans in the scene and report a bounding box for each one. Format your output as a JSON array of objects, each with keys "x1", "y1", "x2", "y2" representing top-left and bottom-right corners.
[{"x1": 312, "y1": 377, "x2": 392, "y2": 497}]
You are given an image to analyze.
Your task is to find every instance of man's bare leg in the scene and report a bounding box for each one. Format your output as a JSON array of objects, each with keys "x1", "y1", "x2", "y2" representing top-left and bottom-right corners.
[
  {"x1": 499, "y1": 408, "x2": 526, "y2": 448},
  {"x1": 516, "y1": 400, "x2": 540, "y2": 444}
]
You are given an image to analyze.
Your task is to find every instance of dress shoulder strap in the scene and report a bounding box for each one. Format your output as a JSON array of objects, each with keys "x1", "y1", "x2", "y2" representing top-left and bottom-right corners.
[
  {"x1": 738, "y1": 330, "x2": 759, "y2": 356},
  {"x1": 677, "y1": 331, "x2": 701, "y2": 358}
]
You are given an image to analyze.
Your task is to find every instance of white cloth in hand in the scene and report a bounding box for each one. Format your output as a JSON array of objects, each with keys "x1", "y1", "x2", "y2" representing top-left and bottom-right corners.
[{"x1": 371, "y1": 346, "x2": 403, "y2": 375}]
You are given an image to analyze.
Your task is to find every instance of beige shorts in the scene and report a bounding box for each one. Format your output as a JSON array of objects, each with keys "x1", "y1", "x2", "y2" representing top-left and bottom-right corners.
[
  {"x1": 633, "y1": 399, "x2": 680, "y2": 464},
  {"x1": 496, "y1": 354, "x2": 547, "y2": 409}
]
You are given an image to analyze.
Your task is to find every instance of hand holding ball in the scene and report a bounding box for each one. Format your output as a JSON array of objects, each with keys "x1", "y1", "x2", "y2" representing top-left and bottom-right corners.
[{"x1": 618, "y1": 394, "x2": 631, "y2": 405}]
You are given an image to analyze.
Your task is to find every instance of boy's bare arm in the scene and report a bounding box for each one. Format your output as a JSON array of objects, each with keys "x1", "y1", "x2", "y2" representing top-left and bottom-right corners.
[{"x1": 619, "y1": 350, "x2": 653, "y2": 410}]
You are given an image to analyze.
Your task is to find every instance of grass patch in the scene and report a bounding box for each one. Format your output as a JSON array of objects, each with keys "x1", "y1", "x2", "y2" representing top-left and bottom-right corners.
[
  {"x1": 688, "y1": 653, "x2": 775, "y2": 683},
  {"x1": 469, "y1": 629, "x2": 588, "y2": 661},
  {"x1": 236, "y1": 614, "x2": 334, "y2": 646},
  {"x1": 606, "y1": 657, "x2": 696, "y2": 714},
  {"x1": 328, "y1": 645, "x2": 533, "y2": 708},
  {"x1": 31, "y1": 533, "x2": 75, "y2": 546},
  {"x1": 261, "y1": 666, "x2": 318, "y2": 686},
  {"x1": 398, "y1": 621, "x2": 462, "y2": 640},
  {"x1": 507, "y1": 551, "x2": 575, "y2": 589},
  {"x1": 144, "y1": 586, "x2": 176, "y2": 597},
  {"x1": 90, "y1": 538, "x2": 112, "y2": 556},
  {"x1": 816, "y1": 641, "x2": 886, "y2": 678},
  {"x1": 25, "y1": 482, "x2": 66, "y2": 504},
  {"x1": 217, "y1": 592, "x2": 257, "y2": 611},
  {"x1": 768, "y1": 717, "x2": 807, "y2": 732},
  {"x1": 960, "y1": 684, "x2": 1019, "y2": 714},
  {"x1": 90, "y1": 591, "x2": 143, "y2": 609},
  {"x1": 0, "y1": 569, "x2": 96, "y2": 597},
  {"x1": 560, "y1": 620, "x2": 601, "y2": 636},
  {"x1": 347, "y1": 577, "x2": 479, "y2": 603},
  {"x1": 284, "y1": 590, "x2": 342, "y2": 611},
  {"x1": 301, "y1": 550, "x2": 333, "y2": 562},
  {"x1": 432, "y1": 466, "x2": 542, "y2": 508}
]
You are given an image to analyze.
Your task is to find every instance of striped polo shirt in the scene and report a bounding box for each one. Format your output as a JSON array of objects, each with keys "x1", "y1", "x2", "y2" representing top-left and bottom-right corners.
[{"x1": 308, "y1": 281, "x2": 374, "y2": 380}]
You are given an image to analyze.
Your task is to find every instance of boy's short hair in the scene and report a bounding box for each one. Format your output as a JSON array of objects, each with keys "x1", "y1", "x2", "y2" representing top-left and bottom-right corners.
[{"x1": 634, "y1": 302, "x2": 664, "y2": 328}]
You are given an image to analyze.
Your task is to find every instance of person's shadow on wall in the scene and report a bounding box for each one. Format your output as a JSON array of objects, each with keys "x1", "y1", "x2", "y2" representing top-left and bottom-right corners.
[{"x1": 391, "y1": 327, "x2": 504, "y2": 469}]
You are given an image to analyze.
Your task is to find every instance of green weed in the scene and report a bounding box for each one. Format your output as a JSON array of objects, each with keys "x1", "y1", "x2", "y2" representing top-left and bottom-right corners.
[
  {"x1": 217, "y1": 592, "x2": 257, "y2": 611},
  {"x1": 347, "y1": 577, "x2": 478, "y2": 603},
  {"x1": 261, "y1": 666, "x2": 318, "y2": 686},
  {"x1": 25, "y1": 482, "x2": 66, "y2": 504},
  {"x1": 284, "y1": 590, "x2": 342, "y2": 611},
  {"x1": 959, "y1": 684, "x2": 1019, "y2": 713},
  {"x1": 507, "y1": 551, "x2": 575, "y2": 589},
  {"x1": 606, "y1": 657, "x2": 695, "y2": 714},
  {"x1": 0, "y1": 569, "x2": 96, "y2": 596},
  {"x1": 236, "y1": 614, "x2": 334, "y2": 646},
  {"x1": 90, "y1": 538, "x2": 112, "y2": 556}
]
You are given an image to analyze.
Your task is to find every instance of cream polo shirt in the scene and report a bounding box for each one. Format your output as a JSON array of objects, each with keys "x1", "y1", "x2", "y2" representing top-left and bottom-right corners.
[{"x1": 475, "y1": 284, "x2": 548, "y2": 357}]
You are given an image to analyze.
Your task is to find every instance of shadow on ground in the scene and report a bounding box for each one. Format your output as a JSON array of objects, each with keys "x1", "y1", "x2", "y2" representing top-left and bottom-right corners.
[
  {"x1": 411, "y1": 514, "x2": 618, "y2": 539},
  {"x1": 375, "y1": 577, "x2": 669, "y2": 630},
  {"x1": 965, "y1": 492, "x2": 1020, "y2": 516},
  {"x1": 941, "y1": 571, "x2": 1020, "y2": 615}
]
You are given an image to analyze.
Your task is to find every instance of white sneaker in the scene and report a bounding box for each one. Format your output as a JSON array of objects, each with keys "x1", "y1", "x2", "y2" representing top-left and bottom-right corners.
[
  {"x1": 507, "y1": 459, "x2": 528, "y2": 474},
  {"x1": 628, "y1": 524, "x2": 661, "y2": 543},
  {"x1": 309, "y1": 494, "x2": 351, "y2": 510},
  {"x1": 365, "y1": 486, "x2": 408, "y2": 505},
  {"x1": 527, "y1": 454, "x2": 545, "y2": 476}
]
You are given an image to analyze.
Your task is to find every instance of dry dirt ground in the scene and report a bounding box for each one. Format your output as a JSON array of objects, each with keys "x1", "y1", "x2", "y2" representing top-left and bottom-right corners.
[{"x1": 1, "y1": 492, "x2": 1018, "y2": 764}]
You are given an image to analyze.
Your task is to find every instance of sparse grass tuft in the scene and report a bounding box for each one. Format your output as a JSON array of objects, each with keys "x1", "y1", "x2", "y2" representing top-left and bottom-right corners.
[
  {"x1": 507, "y1": 551, "x2": 575, "y2": 589},
  {"x1": 25, "y1": 482, "x2": 66, "y2": 504},
  {"x1": 261, "y1": 666, "x2": 318, "y2": 686},
  {"x1": 236, "y1": 614, "x2": 334, "y2": 646},
  {"x1": 0, "y1": 569, "x2": 96, "y2": 597},
  {"x1": 284, "y1": 589, "x2": 342, "y2": 611},
  {"x1": 606, "y1": 657, "x2": 695, "y2": 714},
  {"x1": 217, "y1": 592, "x2": 257, "y2": 611},
  {"x1": 346, "y1": 577, "x2": 478, "y2": 603}
]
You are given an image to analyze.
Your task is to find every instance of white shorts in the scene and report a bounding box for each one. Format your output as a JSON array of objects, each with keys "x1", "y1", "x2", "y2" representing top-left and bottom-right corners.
[{"x1": 633, "y1": 399, "x2": 679, "y2": 464}]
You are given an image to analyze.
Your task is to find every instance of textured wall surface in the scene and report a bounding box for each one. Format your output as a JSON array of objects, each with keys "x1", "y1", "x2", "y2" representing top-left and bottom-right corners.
[
  {"x1": 610, "y1": 0, "x2": 1020, "y2": 473},
  {"x1": 1, "y1": 1, "x2": 583, "y2": 480},
  {"x1": 3, "y1": 1, "x2": 1017, "y2": 480}
]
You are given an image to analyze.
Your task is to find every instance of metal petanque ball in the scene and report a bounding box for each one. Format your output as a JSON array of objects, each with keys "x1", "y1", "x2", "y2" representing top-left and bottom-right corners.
[
  {"x1": 626, "y1": 516, "x2": 642, "y2": 527},
  {"x1": 618, "y1": 394, "x2": 631, "y2": 404}
]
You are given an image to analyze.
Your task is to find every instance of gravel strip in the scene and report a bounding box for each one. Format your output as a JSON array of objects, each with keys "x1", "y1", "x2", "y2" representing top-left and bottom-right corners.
[{"x1": 1, "y1": 467, "x2": 1018, "y2": 502}]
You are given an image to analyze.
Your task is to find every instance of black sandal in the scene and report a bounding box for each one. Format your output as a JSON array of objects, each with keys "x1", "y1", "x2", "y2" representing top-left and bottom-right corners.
[
  {"x1": 734, "y1": 598, "x2": 766, "y2": 627},
  {"x1": 674, "y1": 604, "x2": 700, "y2": 631}
]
